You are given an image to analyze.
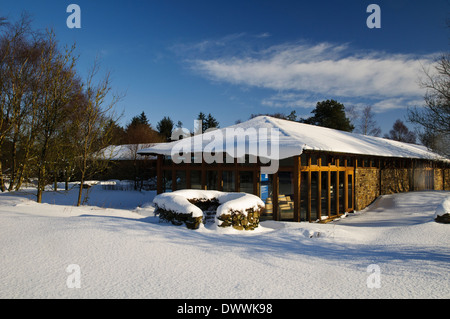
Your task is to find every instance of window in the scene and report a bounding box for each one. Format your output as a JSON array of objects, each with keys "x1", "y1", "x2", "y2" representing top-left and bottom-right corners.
[
  {"x1": 301, "y1": 155, "x2": 307, "y2": 167},
  {"x1": 190, "y1": 170, "x2": 202, "y2": 189},
  {"x1": 320, "y1": 154, "x2": 329, "y2": 166},
  {"x1": 163, "y1": 155, "x2": 173, "y2": 167},
  {"x1": 222, "y1": 171, "x2": 235, "y2": 192},
  {"x1": 330, "y1": 171, "x2": 337, "y2": 215},
  {"x1": 163, "y1": 170, "x2": 172, "y2": 192},
  {"x1": 347, "y1": 173, "x2": 353, "y2": 211},
  {"x1": 347, "y1": 157, "x2": 354, "y2": 167},
  {"x1": 260, "y1": 174, "x2": 274, "y2": 221},
  {"x1": 239, "y1": 171, "x2": 254, "y2": 194},
  {"x1": 321, "y1": 171, "x2": 329, "y2": 218},
  {"x1": 278, "y1": 171, "x2": 294, "y2": 221},
  {"x1": 339, "y1": 171, "x2": 345, "y2": 213},
  {"x1": 300, "y1": 172, "x2": 308, "y2": 221},
  {"x1": 311, "y1": 172, "x2": 318, "y2": 221},
  {"x1": 206, "y1": 170, "x2": 218, "y2": 190},
  {"x1": 176, "y1": 170, "x2": 187, "y2": 190}
]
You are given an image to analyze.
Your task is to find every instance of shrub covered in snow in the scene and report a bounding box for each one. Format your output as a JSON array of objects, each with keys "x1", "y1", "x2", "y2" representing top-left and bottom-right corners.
[
  {"x1": 434, "y1": 196, "x2": 450, "y2": 224},
  {"x1": 153, "y1": 190, "x2": 265, "y2": 230}
]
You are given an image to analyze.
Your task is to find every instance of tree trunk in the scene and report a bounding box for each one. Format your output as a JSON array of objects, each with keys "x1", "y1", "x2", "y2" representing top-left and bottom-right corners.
[
  {"x1": 77, "y1": 175, "x2": 84, "y2": 207},
  {"x1": 0, "y1": 161, "x2": 5, "y2": 192}
]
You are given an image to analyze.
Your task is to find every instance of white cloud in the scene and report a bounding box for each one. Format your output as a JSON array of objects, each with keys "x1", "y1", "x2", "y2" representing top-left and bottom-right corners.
[{"x1": 189, "y1": 40, "x2": 437, "y2": 110}]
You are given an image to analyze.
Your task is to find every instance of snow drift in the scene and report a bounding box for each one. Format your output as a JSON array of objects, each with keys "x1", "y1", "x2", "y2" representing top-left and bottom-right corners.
[{"x1": 434, "y1": 195, "x2": 450, "y2": 223}]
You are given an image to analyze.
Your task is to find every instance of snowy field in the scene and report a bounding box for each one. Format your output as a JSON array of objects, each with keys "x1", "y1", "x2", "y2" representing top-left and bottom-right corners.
[{"x1": 0, "y1": 183, "x2": 449, "y2": 299}]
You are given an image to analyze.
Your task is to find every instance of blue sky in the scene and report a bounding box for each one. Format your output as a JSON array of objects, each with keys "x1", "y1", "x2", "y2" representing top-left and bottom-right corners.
[{"x1": 1, "y1": 0, "x2": 449, "y2": 135}]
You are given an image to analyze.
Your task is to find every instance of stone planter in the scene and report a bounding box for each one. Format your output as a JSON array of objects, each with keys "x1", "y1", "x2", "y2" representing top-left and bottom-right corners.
[{"x1": 153, "y1": 190, "x2": 265, "y2": 230}]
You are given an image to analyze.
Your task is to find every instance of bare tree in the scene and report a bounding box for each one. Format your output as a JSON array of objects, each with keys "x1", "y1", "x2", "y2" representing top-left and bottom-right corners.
[
  {"x1": 34, "y1": 31, "x2": 79, "y2": 203},
  {"x1": 384, "y1": 119, "x2": 416, "y2": 144},
  {"x1": 74, "y1": 61, "x2": 121, "y2": 206},
  {"x1": 357, "y1": 105, "x2": 381, "y2": 137},
  {"x1": 408, "y1": 53, "x2": 450, "y2": 157},
  {"x1": 0, "y1": 14, "x2": 42, "y2": 191}
]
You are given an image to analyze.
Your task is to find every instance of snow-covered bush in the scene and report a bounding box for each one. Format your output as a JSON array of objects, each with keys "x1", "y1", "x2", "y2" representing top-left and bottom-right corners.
[
  {"x1": 153, "y1": 190, "x2": 265, "y2": 230},
  {"x1": 434, "y1": 196, "x2": 450, "y2": 224}
]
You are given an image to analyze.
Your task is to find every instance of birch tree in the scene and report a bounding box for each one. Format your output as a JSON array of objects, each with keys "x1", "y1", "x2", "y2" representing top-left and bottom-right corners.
[{"x1": 74, "y1": 62, "x2": 121, "y2": 206}]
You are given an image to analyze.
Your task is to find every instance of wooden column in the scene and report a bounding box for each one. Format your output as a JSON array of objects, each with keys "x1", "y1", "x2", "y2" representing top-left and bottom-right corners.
[
  {"x1": 293, "y1": 156, "x2": 300, "y2": 222},
  {"x1": 273, "y1": 172, "x2": 279, "y2": 221}
]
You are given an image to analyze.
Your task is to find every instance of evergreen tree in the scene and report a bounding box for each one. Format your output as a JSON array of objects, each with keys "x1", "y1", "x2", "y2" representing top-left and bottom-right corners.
[
  {"x1": 128, "y1": 111, "x2": 149, "y2": 128},
  {"x1": 205, "y1": 113, "x2": 219, "y2": 131},
  {"x1": 302, "y1": 100, "x2": 354, "y2": 132},
  {"x1": 196, "y1": 112, "x2": 219, "y2": 133},
  {"x1": 124, "y1": 112, "x2": 161, "y2": 144},
  {"x1": 157, "y1": 116, "x2": 174, "y2": 141}
]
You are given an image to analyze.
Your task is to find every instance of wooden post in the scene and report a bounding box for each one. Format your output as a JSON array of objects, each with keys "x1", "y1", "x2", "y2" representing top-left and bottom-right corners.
[
  {"x1": 293, "y1": 156, "x2": 300, "y2": 222},
  {"x1": 307, "y1": 170, "x2": 311, "y2": 222},
  {"x1": 273, "y1": 172, "x2": 279, "y2": 221}
]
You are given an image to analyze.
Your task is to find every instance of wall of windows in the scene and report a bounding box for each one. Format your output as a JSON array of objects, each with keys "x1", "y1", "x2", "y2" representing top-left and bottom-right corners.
[{"x1": 157, "y1": 152, "x2": 358, "y2": 223}]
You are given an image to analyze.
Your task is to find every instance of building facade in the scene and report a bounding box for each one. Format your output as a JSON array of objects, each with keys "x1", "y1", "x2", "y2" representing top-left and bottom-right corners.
[{"x1": 139, "y1": 116, "x2": 450, "y2": 223}]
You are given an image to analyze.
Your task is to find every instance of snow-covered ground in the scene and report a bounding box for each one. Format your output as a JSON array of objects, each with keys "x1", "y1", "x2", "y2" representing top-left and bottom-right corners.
[{"x1": 0, "y1": 184, "x2": 449, "y2": 299}]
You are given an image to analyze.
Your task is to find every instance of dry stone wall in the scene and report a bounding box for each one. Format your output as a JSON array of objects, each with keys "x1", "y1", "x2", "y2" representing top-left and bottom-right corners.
[{"x1": 355, "y1": 167, "x2": 380, "y2": 211}]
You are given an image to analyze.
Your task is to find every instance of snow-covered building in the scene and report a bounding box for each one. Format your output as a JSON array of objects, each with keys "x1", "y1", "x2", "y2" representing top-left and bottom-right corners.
[
  {"x1": 138, "y1": 116, "x2": 450, "y2": 222},
  {"x1": 96, "y1": 144, "x2": 158, "y2": 182}
]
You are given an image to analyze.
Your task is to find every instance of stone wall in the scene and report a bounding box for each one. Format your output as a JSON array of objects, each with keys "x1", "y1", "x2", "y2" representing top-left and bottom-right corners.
[
  {"x1": 434, "y1": 169, "x2": 443, "y2": 190},
  {"x1": 355, "y1": 166, "x2": 450, "y2": 212},
  {"x1": 381, "y1": 168, "x2": 412, "y2": 194},
  {"x1": 443, "y1": 168, "x2": 450, "y2": 191},
  {"x1": 355, "y1": 167, "x2": 380, "y2": 211}
]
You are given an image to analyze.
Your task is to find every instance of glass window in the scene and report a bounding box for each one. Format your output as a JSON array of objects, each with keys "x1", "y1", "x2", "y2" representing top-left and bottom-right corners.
[
  {"x1": 311, "y1": 172, "x2": 318, "y2": 221},
  {"x1": 176, "y1": 170, "x2": 187, "y2": 190},
  {"x1": 278, "y1": 171, "x2": 294, "y2": 221},
  {"x1": 163, "y1": 170, "x2": 172, "y2": 192},
  {"x1": 222, "y1": 170, "x2": 235, "y2": 192},
  {"x1": 190, "y1": 170, "x2": 202, "y2": 189},
  {"x1": 206, "y1": 170, "x2": 218, "y2": 190},
  {"x1": 330, "y1": 172, "x2": 337, "y2": 215},
  {"x1": 320, "y1": 155, "x2": 328, "y2": 166},
  {"x1": 321, "y1": 171, "x2": 329, "y2": 218},
  {"x1": 239, "y1": 171, "x2": 254, "y2": 194},
  {"x1": 300, "y1": 172, "x2": 308, "y2": 221},
  {"x1": 301, "y1": 155, "x2": 307, "y2": 167},
  {"x1": 310, "y1": 154, "x2": 318, "y2": 166},
  {"x1": 339, "y1": 171, "x2": 345, "y2": 213},
  {"x1": 163, "y1": 156, "x2": 173, "y2": 167},
  {"x1": 260, "y1": 174, "x2": 274, "y2": 221},
  {"x1": 347, "y1": 173, "x2": 353, "y2": 211},
  {"x1": 347, "y1": 157, "x2": 354, "y2": 167},
  {"x1": 363, "y1": 158, "x2": 369, "y2": 168}
]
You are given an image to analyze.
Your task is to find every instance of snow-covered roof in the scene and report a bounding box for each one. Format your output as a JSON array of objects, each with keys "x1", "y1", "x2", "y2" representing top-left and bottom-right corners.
[
  {"x1": 138, "y1": 116, "x2": 447, "y2": 161},
  {"x1": 97, "y1": 144, "x2": 157, "y2": 161}
]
